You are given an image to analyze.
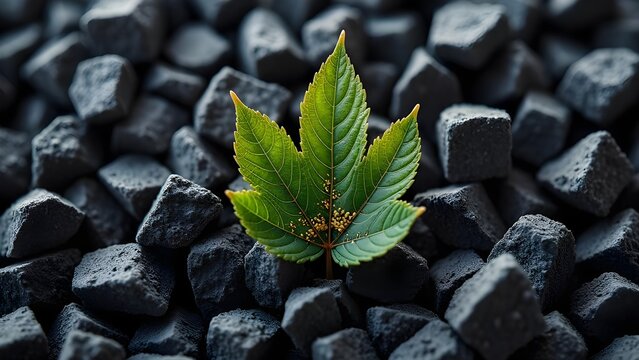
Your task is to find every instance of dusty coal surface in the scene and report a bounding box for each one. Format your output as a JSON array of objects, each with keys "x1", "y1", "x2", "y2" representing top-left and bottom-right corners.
[{"x1": 1, "y1": 0, "x2": 639, "y2": 359}]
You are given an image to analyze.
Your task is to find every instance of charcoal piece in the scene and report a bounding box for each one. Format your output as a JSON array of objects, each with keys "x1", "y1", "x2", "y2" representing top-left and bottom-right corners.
[
  {"x1": 0, "y1": 74, "x2": 15, "y2": 111},
  {"x1": 69, "y1": 55, "x2": 137, "y2": 124},
  {"x1": 402, "y1": 218, "x2": 438, "y2": 260},
  {"x1": 189, "y1": 0, "x2": 255, "y2": 29},
  {"x1": 413, "y1": 140, "x2": 444, "y2": 192},
  {"x1": 0, "y1": 128, "x2": 30, "y2": 200},
  {"x1": 194, "y1": 66, "x2": 291, "y2": 149},
  {"x1": 389, "y1": 320, "x2": 473, "y2": 360},
  {"x1": 238, "y1": 9, "x2": 307, "y2": 83},
  {"x1": 80, "y1": 0, "x2": 165, "y2": 63},
  {"x1": 144, "y1": 64, "x2": 206, "y2": 106},
  {"x1": 312, "y1": 328, "x2": 378, "y2": 360},
  {"x1": 576, "y1": 208, "x2": 639, "y2": 283},
  {"x1": 72, "y1": 243, "x2": 175, "y2": 316},
  {"x1": 473, "y1": 0, "x2": 541, "y2": 41},
  {"x1": 346, "y1": 243, "x2": 428, "y2": 303},
  {"x1": 569, "y1": 272, "x2": 639, "y2": 344},
  {"x1": 164, "y1": 23, "x2": 231, "y2": 77},
  {"x1": 365, "y1": 12, "x2": 425, "y2": 68},
  {"x1": 112, "y1": 95, "x2": 189, "y2": 155},
  {"x1": 428, "y1": 1, "x2": 510, "y2": 69},
  {"x1": 436, "y1": 104, "x2": 511, "y2": 182},
  {"x1": 512, "y1": 91, "x2": 571, "y2": 166},
  {"x1": 595, "y1": 19, "x2": 639, "y2": 53},
  {"x1": 282, "y1": 287, "x2": 342, "y2": 356},
  {"x1": 60, "y1": 330, "x2": 126, "y2": 360},
  {"x1": 98, "y1": 155, "x2": 171, "y2": 219},
  {"x1": 429, "y1": 249, "x2": 484, "y2": 315},
  {"x1": 496, "y1": 168, "x2": 557, "y2": 227},
  {"x1": 21, "y1": 32, "x2": 88, "y2": 106},
  {"x1": 167, "y1": 126, "x2": 235, "y2": 189},
  {"x1": 557, "y1": 48, "x2": 639, "y2": 126},
  {"x1": 32, "y1": 115, "x2": 102, "y2": 190},
  {"x1": 360, "y1": 63, "x2": 398, "y2": 115},
  {"x1": 472, "y1": 41, "x2": 548, "y2": 105},
  {"x1": 137, "y1": 175, "x2": 221, "y2": 248},
  {"x1": 187, "y1": 225, "x2": 255, "y2": 319},
  {"x1": 0, "y1": 249, "x2": 81, "y2": 315},
  {"x1": 64, "y1": 178, "x2": 134, "y2": 249},
  {"x1": 445, "y1": 254, "x2": 545, "y2": 360},
  {"x1": 0, "y1": 24, "x2": 42, "y2": 84},
  {"x1": 366, "y1": 113, "x2": 390, "y2": 143},
  {"x1": 592, "y1": 335, "x2": 639, "y2": 360},
  {"x1": 537, "y1": 131, "x2": 634, "y2": 217},
  {"x1": 488, "y1": 214, "x2": 575, "y2": 310},
  {"x1": 390, "y1": 48, "x2": 461, "y2": 141},
  {"x1": 207, "y1": 309, "x2": 280, "y2": 359},
  {"x1": 129, "y1": 308, "x2": 203, "y2": 357},
  {"x1": 0, "y1": 189, "x2": 84, "y2": 258},
  {"x1": 512, "y1": 311, "x2": 588, "y2": 360},
  {"x1": 11, "y1": 95, "x2": 56, "y2": 139},
  {"x1": 49, "y1": 303, "x2": 128, "y2": 358},
  {"x1": 0, "y1": 307, "x2": 47, "y2": 360},
  {"x1": 547, "y1": 0, "x2": 615, "y2": 31},
  {"x1": 414, "y1": 183, "x2": 506, "y2": 251},
  {"x1": 244, "y1": 243, "x2": 305, "y2": 310},
  {"x1": 540, "y1": 34, "x2": 589, "y2": 81},
  {"x1": 366, "y1": 304, "x2": 438, "y2": 358},
  {"x1": 43, "y1": 0, "x2": 84, "y2": 38},
  {"x1": 271, "y1": 0, "x2": 327, "y2": 31},
  {"x1": 0, "y1": 0, "x2": 44, "y2": 27},
  {"x1": 302, "y1": 5, "x2": 366, "y2": 68},
  {"x1": 312, "y1": 279, "x2": 362, "y2": 327}
]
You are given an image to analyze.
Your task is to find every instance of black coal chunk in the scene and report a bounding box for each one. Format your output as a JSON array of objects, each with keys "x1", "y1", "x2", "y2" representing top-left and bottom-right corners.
[
  {"x1": 402, "y1": 218, "x2": 438, "y2": 260},
  {"x1": 472, "y1": 0, "x2": 541, "y2": 41},
  {"x1": 187, "y1": 225, "x2": 255, "y2": 320},
  {"x1": 136, "y1": 175, "x2": 221, "y2": 248},
  {"x1": 360, "y1": 63, "x2": 399, "y2": 115},
  {"x1": 592, "y1": 335, "x2": 639, "y2": 360},
  {"x1": 0, "y1": 74, "x2": 15, "y2": 111},
  {"x1": 445, "y1": 254, "x2": 545, "y2": 360},
  {"x1": 69, "y1": 55, "x2": 137, "y2": 124},
  {"x1": 413, "y1": 140, "x2": 445, "y2": 193},
  {"x1": 98, "y1": 155, "x2": 171, "y2": 220},
  {"x1": 312, "y1": 279, "x2": 362, "y2": 327},
  {"x1": 312, "y1": 328, "x2": 378, "y2": 360},
  {"x1": 496, "y1": 168, "x2": 557, "y2": 227},
  {"x1": 539, "y1": 34, "x2": 588, "y2": 81},
  {"x1": 0, "y1": 190, "x2": 84, "y2": 258},
  {"x1": 0, "y1": 307, "x2": 48, "y2": 360},
  {"x1": 365, "y1": 12, "x2": 425, "y2": 68},
  {"x1": 0, "y1": 128, "x2": 30, "y2": 200},
  {"x1": 389, "y1": 319, "x2": 474, "y2": 360},
  {"x1": 189, "y1": 0, "x2": 255, "y2": 30},
  {"x1": 207, "y1": 309, "x2": 281, "y2": 359},
  {"x1": 129, "y1": 308, "x2": 204, "y2": 357},
  {"x1": 0, "y1": 249, "x2": 80, "y2": 315},
  {"x1": 271, "y1": 0, "x2": 328, "y2": 32},
  {"x1": 72, "y1": 243, "x2": 175, "y2": 316},
  {"x1": 569, "y1": 272, "x2": 639, "y2": 344},
  {"x1": 366, "y1": 304, "x2": 438, "y2": 358},
  {"x1": 80, "y1": 0, "x2": 165, "y2": 63},
  {"x1": 414, "y1": 183, "x2": 506, "y2": 251},
  {"x1": 194, "y1": 66, "x2": 291, "y2": 149},
  {"x1": 32, "y1": 115, "x2": 102, "y2": 190},
  {"x1": 537, "y1": 131, "x2": 634, "y2": 217},
  {"x1": 144, "y1": 64, "x2": 206, "y2": 107},
  {"x1": 11, "y1": 95, "x2": 56, "y2": 139},
  {"x1": 164, "y1": 23, "x2": 231, "y2": 77},
  {"x1": 0, "y1": 24, "x2": 42, "y2": 84},
  {"x1": 428, "y1": 249, "x2": 484, "y2": 315},
  {"x1": 547, "y1": 0, "x2": 615, "y2": 31},
  {"x1": 512, "y1": 311, "x2": 588, "y2": 360},
  {"x1": 59, "y1": 330, "x2": 126, "y2": 360}
]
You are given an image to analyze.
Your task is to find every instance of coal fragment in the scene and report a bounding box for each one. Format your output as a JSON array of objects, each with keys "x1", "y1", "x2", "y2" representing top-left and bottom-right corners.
[
  {"x1": 32, "y1": 115, "x2": 102, "y2": 190},
  {"x1": 414, "y1": 183, "x2": 506, "y2": 251},
  {"x1": 271, "y1": 0, "x2": 327, "y2": 32},
  {"x1": 72, "y1": 243, "x2": 175, "y2": 316},
  {"x1": 0, "y1": 128, "x2": 30, "y2": 200},
  {"x1": 244, "y1": 243, "x2": 305, "y2": 310},
  {"x1": 0, "y1": 74, "x2": 15, "y2": 111},
  {"x1": 60, "y1": 330, "x2": 126, "y2": 360},
  {"x1": 428, "y1": 249, "x2": 484, "y2": 315},
  {"x1": 346, "y1": 243, "x2": 428, "y2": 303},
  {"x1": 282, "y1": 287, "x2": 342, "y2": 355},
  {"x1": 80, "y1": 0, "x2": 165, "y2": 63},
  {"x1": 189, "y1": 0, "x2": 255, "y2": 29},
  {"x1": 144, "y1": 64, "x2": 206, "y2": 107},
  {"x1": 312, "y1": 279, "x2": 362, "y2": 327},
  {"x1": 569, "y1": 272, "x2": 639, "y2": 344},
  {"x1": 0, "y1": 249, "x2": 81, "y2": 315},
  {"x1": 164, "y1": 23, "x2": 231, "y2": 77},
  {"x1": 366, "y1": 304, "x2": 438, "y2": 358},
  {"x1": 428, "y1": 1, "x2": 510, "y2": 69},
  {"x1": 0, "y1": 24, "x2": 42, "y2": 84},
  {"x1": 540, "y1": 34, "x2": 588, "y2": 81},
  {"x1": 11, "y1": 95, "x2": 56, "y2": 139},
  {"x1": 576, "y1": 208, "x2": 639, "y2": 283},
  {"x1": 238, "y1": 9, "x2": 307, "y2": 83},
  {"x1": 129, "y1": 308, "x2": 204, "y2": 357},
  {"x1": 413, "y1": 140, "x2": 445, "y2": 192},
  {"x1": 21, "y1": 32, "x2": 88, "y2": 107},
  {"x1": 592, "y1": 335, "x2": 639, "y2": 360},
  {"x1": 69, "y1": 55, "x2": 137, "y2": 124},
  {"x1": 547, "y1": 0, "x2": 615, "y2": 31},
  {"x1": 402, "y1": 219, "x2": 438, "y2": 260},
  {"x1": 445, "y1": 254, "x2": 545, "y2": 360},
  {"x1": 512, "y1": 311, "x2": 588, "y2": 360},
  {"x1": 43, "y1": 0, "x2": 84, "y2": 38},
  {"x1": 312, "y1": 328, "x2": 378, "y2": 360},
  {"x1": 207, "y1": 309, "x2": 280, "y2": 360},
  {"x1": 98, "y1": 155, "x2": 171, "y2": 219},
  {"x1": 0, "y1": 307, "x2": 48, "y2": 360},
  {"x1": 187, "y1": 225, "x2": 255, "y2": 319},
  {"x1": 360, "y1": 63, "x2": 399, "y2": 116},
  {"x1": 557, "y1": 48, "x2": 639, "y2": 126},
  {"x1": 0, "y1": 189, "x2": 84, "y2": 258},
  {"x1": 194, "y1": 66, "x2": 291, "y2": 149},
  {"x1": 489, "y1": 214, "x2": 575, "y2": 310},
  {"x1": 365, "y1": 12, "x2": 425, "y2": 68},
  {"x1": 537, "y1": 131, "x2": 634, "y2": 217},
  {"x1": 473, "y1": 0, "x2": 541, "y2": 41},
  {"x1": 389, "y1": 319, "x2": 473, "y2": 360},
  {"x1": 496, "y1": 168, "x2": 557, "y2": 227},
  {"x1": 595, "y1": 19, "x2": 639, "y2": 53}
]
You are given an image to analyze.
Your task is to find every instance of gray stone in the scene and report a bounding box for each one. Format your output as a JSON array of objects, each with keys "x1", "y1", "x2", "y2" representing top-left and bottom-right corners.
[
  {"x1": 473, "y1": 0, "x2": 541, "y2": 40},
  {"x1": 0, "y1": 24, "x2": 42, "y2": 84},
  {"x1": 389, "y1": 320, "x2": 474, "y2": 360},
  {"x1": 365, "y1": 12, "x2": 425, "y2": 68},
  {"x1": 312, "y1": 279, "x2": 362, "y2": 327},
  {"x1": 0, "y1": 128, "x2": 30, "y2": 200},
  {"x1": 144, "y1": 64, "x2": 205, "y2": 106},
  {"x1": 129, "y1": 308, "x2": 203, "y2": 357},
  {"x1": 0, "y1": 307, "x2": 47, "y2": 360},
  {"x1": 207, "y1": 309, "x2": 280, "y2": 360},
  {"x1": 164, "y1": 23, "x2": 231, "y2": 77},
  {"x1": 312, "y1": 328, "x2": 378, "y2": 360},
  {"x1": 592, "y1": 335, "x2": 639, "y2": 360},
  {"x1": 429, "y1": 249, "x2": 484, "y2": 315},
  {"x1": 512, "y1": 311, "x2": 588, "y2": 360},
  {"x1": 60, "y1": 330, "x2": 126, "y2": 360},
  {"x1": 496, "y1": 168, "x2": 557, "y2": 227},
  {"x1": 189, "y1": 0, "x2": 255, "y2": 29}
]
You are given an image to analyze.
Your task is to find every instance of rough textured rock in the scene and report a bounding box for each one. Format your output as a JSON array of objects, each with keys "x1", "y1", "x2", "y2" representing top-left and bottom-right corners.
[
  {"x1": 472, "y1": 0, "x2": 541, "y2": 41},
  {"x1": 312, "y1": 328, "x2": 378, "y2": 360},
  {"x1": 402, "y1": 218, "x2": 438, "y2": 260},
  {"x1": 592, "y1": 335, "x2": 639, "y2": 360},
  {"x1": 428, "y1": 249, "x2": 484, "y2": 315},
  {"x1": 365, "y1": 12, "x2": 425, "y2": 68},
  {"x1": 59, "y1": 330, "x2": 126, "y2": 360},
  {"x1": 0, "y1": 128, "x2": 31, "y2": 200},
  {"x1": 312, "y1": 279, "x2": 362, "y2": 327},
  {"x1": 164, "y1": 22, "x2": 231, "y2": 77},
  {"x1": 144, "y1": 63, "x2": 205, "y2": 106},
  {"x1": 129, "y1": 308, "x2": 204, "y2": 357},
  {"x1": 389, "y1": 319, "x2": 474, "y2": 360},
  {"x1": 496, "y1": 168, "x2": 557, "y2": 227},
  {"x1": 0, "y1": 307, "x2": 48, "y2": 360},
  {"x1": 512, "y1": 311, "x2": 588, "y2": 360}
]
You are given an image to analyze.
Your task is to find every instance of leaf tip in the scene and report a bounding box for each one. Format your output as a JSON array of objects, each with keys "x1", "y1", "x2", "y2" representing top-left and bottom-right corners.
[
  {"x1": 410, "y1": 104, "x2": 420, "y2": 118},
  {"x1": 229, "y1": 91, "x2": 242, "y2": 106},
  {"x1": 337, "y1": 29, "x2": 346, "y2": 47},
  {"x1": 224, "y1": 189, "x2": 235, "y2": 200},
  {"x1": 416, "y1": 206, "x2": 426, "y2": 217}
]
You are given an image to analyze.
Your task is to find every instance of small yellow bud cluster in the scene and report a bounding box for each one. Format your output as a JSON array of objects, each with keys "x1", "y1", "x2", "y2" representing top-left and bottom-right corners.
[{"x1": 331, "y1": 207, "x2": 355, "y2": 233}]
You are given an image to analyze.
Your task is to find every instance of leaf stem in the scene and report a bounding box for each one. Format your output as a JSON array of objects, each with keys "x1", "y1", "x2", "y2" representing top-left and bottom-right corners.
[{"x1": 325, "y1": 248, "x2": 333, "y2": 279}]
